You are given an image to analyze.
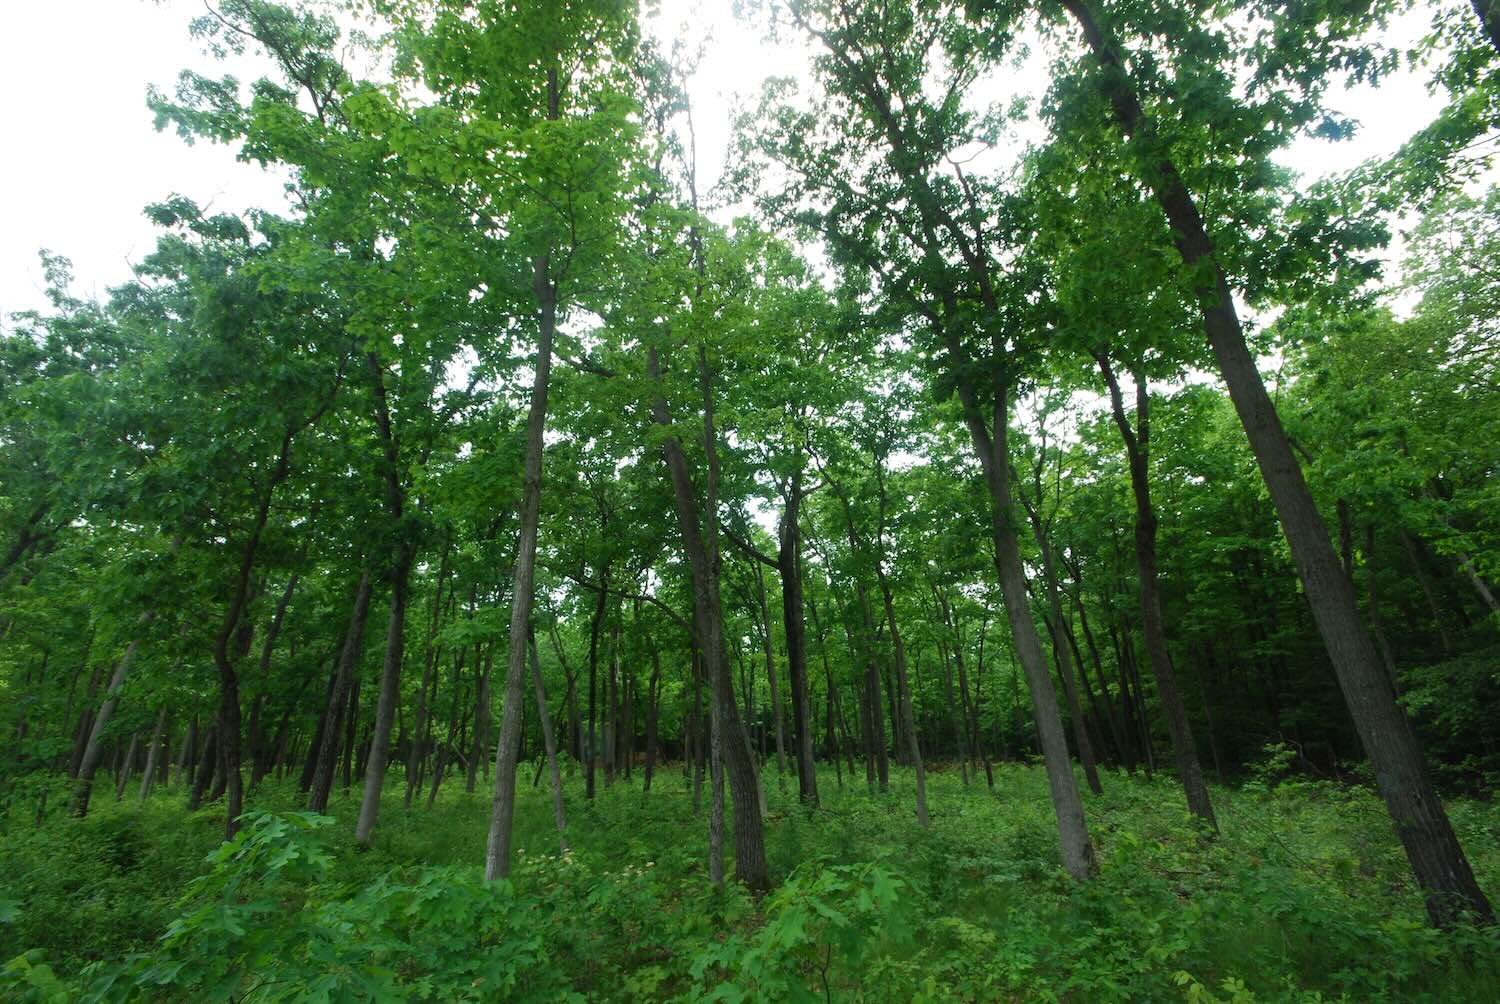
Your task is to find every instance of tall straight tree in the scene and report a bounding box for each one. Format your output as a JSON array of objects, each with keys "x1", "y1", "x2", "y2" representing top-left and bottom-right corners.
[
  {"x1": 380, "y1": 0, "x2": 645, "y2": 881},
  {"x1": 744, "y1": 0, "x2": 1097, "y2": 879}
]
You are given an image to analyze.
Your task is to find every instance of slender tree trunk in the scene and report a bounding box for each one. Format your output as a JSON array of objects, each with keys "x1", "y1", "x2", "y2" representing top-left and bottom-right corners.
[
  {"x1": 644, "y1": 633, "x2": 662, "y2": 792},
  {"x1": 301, "y1": 666, "x2": 339, "y2": 793},
  {"x1": 188, "y1": 726, "x2": 217, "y2": 811},
  {"x1": 408, "y1": 538, "x2": 451, "y2": 809},
  {"x1": 469, "y1": 642, "x2": 492, "y2": 794},
  {"x1": 753, "y1": 561, "x2": 788, "y2": 782},
  {"x1": 1023, "y1": 511, "x2": 1103, "y2": 794},
  {"x1": 485, "y1": 118, "x2": 561, "y2": 878},
  {"x1": 779, "y1": 471, "x2": 819, "y2": 805},
  {"x1": 647, "y1": 342, "x2": 768, "y2": 891},
  {"x1": 585, "y1": 575, "x2": 607, "y2": 799},
  {"x1": 114, "y1": 731, "x2": 139, "y2": 801},
  {"x1": 953, "y1": 376, "x2": 1095, "y2": 879},
  {"x1": 1096, "y1": 357, "x2": 1215, "y2": 827},
  {"x1": 528, "y1": 626, "x2": 568, "y2": 853},
  {"x1": 70, "y1": 632, "x2": 146, "y2": 817},
  {"x1": 1061, "y1": 0, "x2": 1489, "y2": 922},
  {"x1": 174, "y1": 717, "x2": 197, "y2": 790},
  {"x1": 356, "y1": 547, "x2": 413, "y2": 844},
  {"x1": 309, "y1": 571, "x2": 374, "y2": 814},
  {"x1": 877, "y1": 565, "x2": 927, "y2": 825},
  {"x1": 137, "y1": 706, "x2": 169, "y2": 801}
]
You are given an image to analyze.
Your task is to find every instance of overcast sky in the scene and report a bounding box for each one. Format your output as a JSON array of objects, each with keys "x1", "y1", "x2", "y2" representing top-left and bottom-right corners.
[{"x1": 0, "y1": 0, "x2": 1447, "y2": 326}]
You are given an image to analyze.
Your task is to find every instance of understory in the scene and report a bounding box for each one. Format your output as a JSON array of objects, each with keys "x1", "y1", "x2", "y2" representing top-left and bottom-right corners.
[{"x1": 2, "y1": 761, "x2": 1497, "y2": 1002}]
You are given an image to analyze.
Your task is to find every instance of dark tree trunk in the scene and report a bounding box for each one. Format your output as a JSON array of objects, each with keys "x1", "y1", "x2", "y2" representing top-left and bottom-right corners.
[
  {"x1": 1061, "y1": 0, "x2": 1490, "y2": 923},
  {"x1": 585, "y1": 574, "x2": 607, "y2": 800},
  {"x1": 528, "y1": 626, "x2": 568, "y2": 852},
  {"x1": 644, "y1": 632, "x2": 662, "y2": 792},
  {"x1": 647, "y1": 342, "x2": 768, "y2": 892},
  {"x1": 484, "y1": 67, "x2": 562, "y2": 884},
  {"x1": 188, "y1": 726, "x2": 218, "y2": 811},
  {"x1": 407, "y1": 536, "x2": 451, "y2": 809},
  {"x1": 309, "y1": 571, "x2": 373, "y2": 813},
  {"x1": 1095, "y1": 356, "x2": 1215, "y2": 827},
  {"x1": 301, "y1": 666, "x2": 339, "y2": 793},
  {"x1": 779, "y1": 468, "x2": 819, "y2": 805}
]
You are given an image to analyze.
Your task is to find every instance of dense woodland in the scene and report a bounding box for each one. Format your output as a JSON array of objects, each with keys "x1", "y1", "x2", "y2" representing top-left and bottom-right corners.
[{"x1": 3, "y1": 0, "x2": 1500, "y2": 999}]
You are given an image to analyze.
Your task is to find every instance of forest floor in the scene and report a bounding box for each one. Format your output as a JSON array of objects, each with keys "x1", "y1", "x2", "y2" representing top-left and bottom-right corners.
[{"x1": 2, "y1": 761, "x2": 1498, "y2": 1002}]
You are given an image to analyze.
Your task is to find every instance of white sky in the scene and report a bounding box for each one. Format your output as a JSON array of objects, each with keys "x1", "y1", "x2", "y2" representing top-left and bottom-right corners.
[{"x1": 0, "y1": 0, "x2": 1451, "y2": 325}]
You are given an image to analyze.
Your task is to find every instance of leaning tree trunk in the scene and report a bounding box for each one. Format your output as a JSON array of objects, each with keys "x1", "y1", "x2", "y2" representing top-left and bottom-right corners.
[
  {"x1": 70, "y1": 630, "x2": 147, "y2": 817},
  {"x1": 485, "y1": 232, "x2": 558, "y2": 882},
  {"x1": 137, "y1": 705, "x2": 169, "y2": 802},
  {"x1": 309, "y1": 571, "x2": 374, "y2": 814},
  {"x1": 114, "y1": 731, "x2": 140, "y2": 801},
  {"x1": 953, "y1": 375, "x2": 1096, "y2": 881},
  {"x1": 1061, "y1": 0, "x2": 1489, "y2": 924},
  {"x1": 1022, "y1": 512, "x2": 1104, "y2": 796}
]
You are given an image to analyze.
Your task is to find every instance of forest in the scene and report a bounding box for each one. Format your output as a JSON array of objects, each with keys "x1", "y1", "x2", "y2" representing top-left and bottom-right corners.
[{"x1": 2, "y1": 0, "x2": 1499, "y2": 1000}]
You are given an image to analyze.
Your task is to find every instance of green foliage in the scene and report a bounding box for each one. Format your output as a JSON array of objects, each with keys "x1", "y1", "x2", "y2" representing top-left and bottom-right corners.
[{"x1": 4, "y1": 768, "x2": 1497, "y2": 1002}]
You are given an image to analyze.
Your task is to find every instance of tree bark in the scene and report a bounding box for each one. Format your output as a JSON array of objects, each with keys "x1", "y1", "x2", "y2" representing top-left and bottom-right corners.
[
  {"x1": 528, "y1": 626, "x2": 568, "y2": 852},
  {"x1": 779, "y1": 468, "x2": 820, "y2": 805},
  {"x1": 137, "y1": 705, "x2": 169, "y2": 802},
  {"x1": 1061, "y1": 0, "x2": 1489, "y2": 923},
  {"x1": 485, "y1": 137, "x2": 560, "y2": 879},
  {"x1": 955, "y1": 377, "x2": 1096, "y2": 879},
  {"x1": 309, "y1": 571, "x2": 373, "y2": 813},
  {"x1": 647, "y1": 342, "x2": 769, "y2": 891},
  {"x1": 1095, "y1": 356, "x2": 1215, "y2": 827},
  {"x1": 69, "y1": 633, "x2": 145, "y2": 817}
]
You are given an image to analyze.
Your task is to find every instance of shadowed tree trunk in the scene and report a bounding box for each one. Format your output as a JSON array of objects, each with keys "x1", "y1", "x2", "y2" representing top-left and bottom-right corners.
[
  {"x1": 1094, "y1": 356, "x2": 1215, "y2": 827},
  {"x1": 647, "y1": 341, "x2": 769, "y2": 892},
  {"x1": 528, "y1": 626, "x2": 568, "y2": 853},
  {"x1": 309, "y1": 571, "x2": 374, "y2": 814},
  {"x1": 137, "y1": 706, "x2": 169, "y2": 802},
  {"x1": 1060, "y1": 0, "x2": 1489, "y2": 923}
]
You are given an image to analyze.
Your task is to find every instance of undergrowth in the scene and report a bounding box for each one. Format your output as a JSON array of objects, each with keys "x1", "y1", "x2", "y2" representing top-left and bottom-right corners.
[{"x1": 1, "y1": 759, "x2": 1496, "y2": 1002}]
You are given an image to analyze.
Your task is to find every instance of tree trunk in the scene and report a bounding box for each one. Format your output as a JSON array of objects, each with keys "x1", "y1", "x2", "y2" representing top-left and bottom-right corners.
[
  {"x1": 1061, "y1": 0, "x2": 1489, "y2": 922},
  {"x1": 1096, "y1": 356, "x2": 1215, "y2": 827},
  {"x1": 137, "y1": 706, "x2": 169, "y2": 802},
  {"x1": 468, "y1": 642, "x2": 493, "y2": 794},
  {"x1": 114, "y1": 731, "x2": 139, "y2": 801},
  {"x1": 779, "y1": 474, "x2": 820, "y2": 805},
  {"x1": 753, "y1": 560, "x2": 788, "y2": 783},
  {"x1": 309, "y1": 571, "x2": 374, "y2": 813},
  {"x1": 528, "y1": 626, "x2": 568, "y2": 853},
  {"x1": 954, "y1": 376, "x2": 1095, "y2": 880},
  {"x1": 356, "y1": 547, "x2": 414, "y2": 844},
  {"x1": 585, "y1": 574, "x2": 607, "y2": 799},
  {"x1": 644, "y1": 632, "x2": 662, "y2": 792},
  {"x1": 188, "y1": 725, "x2": 217, "y2": 811},
  {"x1": 647, "y1": 342, "x2": 768, "y2": 892},
  {"x1": 1022, "y1": 507, "x2": 1103, "y2": 795},
  {"x1": 69, "y1": 633, "x2": 146, "y2": 817},
  {"x1": 485, "y1": 171, "x2": 560, "y2": 880}
]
